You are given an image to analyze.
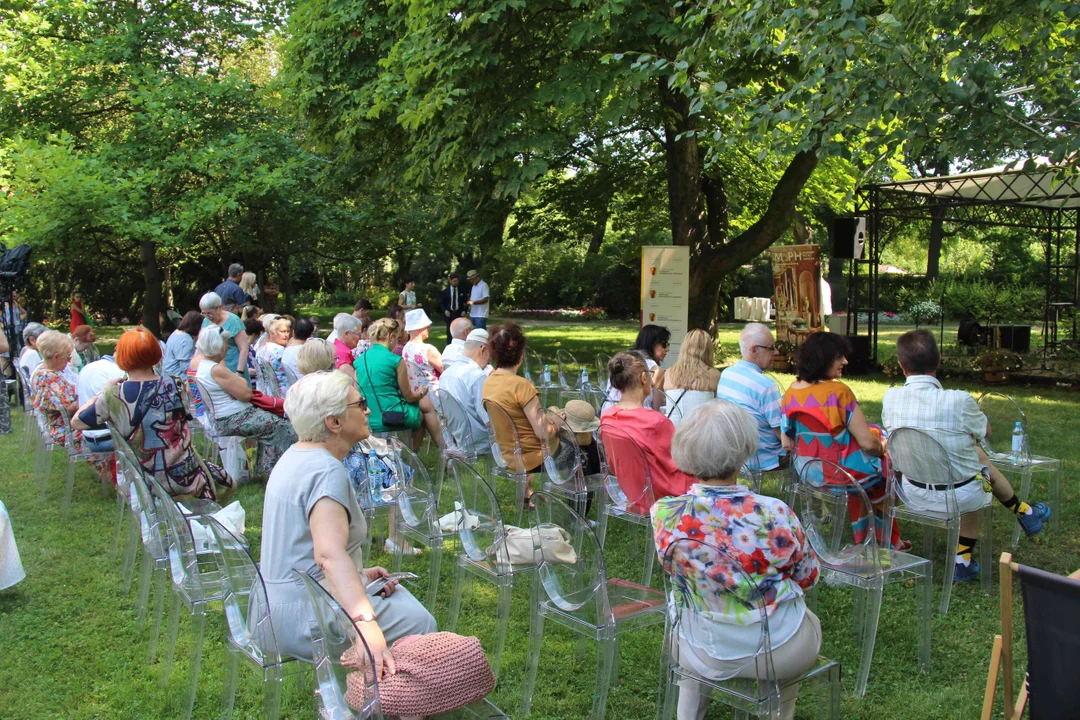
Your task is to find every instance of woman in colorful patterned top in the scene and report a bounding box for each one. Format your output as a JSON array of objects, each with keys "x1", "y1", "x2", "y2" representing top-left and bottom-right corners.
[
  {"x1": 29, "y1": 331, "x2": 111, "y2": 479},
  {"x1": 780, "y1": 332, "x2": 904, "y2": 551},
  {"x1": 73, "y1": 327, "x2": 232, "y2": 501},
  {"x1": 401, "y1": 309, "x2": 443, "y2": 394},
  {"x1": 256, "y1": 315, "x2": 292, "y2": 397},
  {"x1": 651, "y1": 399, "x2": 820, "y2": 720}
]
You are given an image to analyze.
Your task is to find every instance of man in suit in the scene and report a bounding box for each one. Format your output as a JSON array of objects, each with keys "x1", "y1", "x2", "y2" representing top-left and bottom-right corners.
[{"x1": 439, "y1": 272, "x2": 466, "y2": 338}]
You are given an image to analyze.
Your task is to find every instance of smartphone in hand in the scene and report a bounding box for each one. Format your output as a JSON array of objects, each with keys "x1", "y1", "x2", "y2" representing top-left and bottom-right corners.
[{"x1": 365, "y1": 572, "x2": 419, "y2": 597}]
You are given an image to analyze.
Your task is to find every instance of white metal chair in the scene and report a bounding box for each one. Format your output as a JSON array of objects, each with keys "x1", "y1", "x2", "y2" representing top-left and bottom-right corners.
[
  {"x1": 521, "y1": 491, "x2": 666, "y2": 719},
  {"x1": 977, "y1": 391, "x2": 1061, "y2": 546},
  {"x1": 657, "y1": 538, "x2": 842, "y2": 719},
  {"x1": 792, "y1": 458, "x2": 932, "y2": 697},
  {"x1": 888, "y1": 426, "x2": 993, "y2": 614}
]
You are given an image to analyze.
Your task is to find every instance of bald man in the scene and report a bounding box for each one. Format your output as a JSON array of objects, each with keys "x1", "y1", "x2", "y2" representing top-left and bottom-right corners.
[{"x1": 441, "y1": 317, "x2": 473, "y2": 372}]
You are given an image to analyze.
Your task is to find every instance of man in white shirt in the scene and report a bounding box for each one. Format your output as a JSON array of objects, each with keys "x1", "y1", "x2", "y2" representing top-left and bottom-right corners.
[
  {"x1": 441, "y1": 317, "x2": 473, "y2": 372},
  {"x1": 76, "y1": 355, "x2": 126, "y2": 452},
  {"x1": 882, "y1": 329, "x2": 1050, "y2": 582},
  {"x1": 465, "y1": 269, "x2": 490, "y2": 330},
  {"x1": 438, "y1": 329, "x2": 491, "y2": 455},
  {"x1": 17, "y1": 323, "x2": 47, "y2": 377}
]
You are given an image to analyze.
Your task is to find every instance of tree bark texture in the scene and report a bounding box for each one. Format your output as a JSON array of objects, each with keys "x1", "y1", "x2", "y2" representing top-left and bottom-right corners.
[{"x1": 140, "y1": 240, "x2": 163, "y2": 337}]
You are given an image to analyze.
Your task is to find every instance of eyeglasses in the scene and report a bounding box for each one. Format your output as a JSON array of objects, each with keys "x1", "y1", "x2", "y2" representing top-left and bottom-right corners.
[
  {"x1": 754, "y1": 344, "x2": 777, "y2": 353},
  {"x1": 660, "y1": 340, "x2": 670, "y2": 349}
]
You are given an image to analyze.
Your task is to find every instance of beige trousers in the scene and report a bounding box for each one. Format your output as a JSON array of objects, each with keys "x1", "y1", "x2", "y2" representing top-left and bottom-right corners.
[{"x1": 676, "y1": 610, "x2": 822, "y2": 720}]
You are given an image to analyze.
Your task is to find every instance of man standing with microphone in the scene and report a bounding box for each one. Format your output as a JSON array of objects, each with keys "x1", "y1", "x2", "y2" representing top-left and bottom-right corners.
[{"x1": 439, "y1": 272, "x2": 466, "y2": 338}]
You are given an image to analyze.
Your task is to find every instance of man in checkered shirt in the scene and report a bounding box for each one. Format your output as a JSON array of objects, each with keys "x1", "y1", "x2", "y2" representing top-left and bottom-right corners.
[{"x1": 882, "y1": 330, "x2": 1050, "y2": 583}]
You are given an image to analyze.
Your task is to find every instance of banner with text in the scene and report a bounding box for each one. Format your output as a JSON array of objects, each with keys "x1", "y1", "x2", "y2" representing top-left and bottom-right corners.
[
  {"x1": 770, "y1": 244, "x2": 823, "y2": 344},
  {"x1": 641, "y1": 246, "x2": 689, "y2": 368}
]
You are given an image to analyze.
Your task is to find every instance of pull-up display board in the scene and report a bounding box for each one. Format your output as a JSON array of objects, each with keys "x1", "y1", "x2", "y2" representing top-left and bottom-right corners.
[{"x1": 641, "y1": 246, "x2": 690, "y2": 368}]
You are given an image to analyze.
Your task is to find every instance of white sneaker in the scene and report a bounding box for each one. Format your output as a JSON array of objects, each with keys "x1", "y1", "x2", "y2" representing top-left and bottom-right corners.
[{"x1": 384, "y1": 539, "x2": 423, "y2": 556}]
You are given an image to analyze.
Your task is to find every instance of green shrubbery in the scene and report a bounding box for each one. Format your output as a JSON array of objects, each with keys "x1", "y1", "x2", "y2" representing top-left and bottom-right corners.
[{"x1": 892, "y1": 278, "x2": 1043, "y2": 322}]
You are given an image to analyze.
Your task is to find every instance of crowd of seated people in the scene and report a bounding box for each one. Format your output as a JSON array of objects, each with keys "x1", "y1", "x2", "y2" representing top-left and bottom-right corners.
[{"x1": 11, "y1": 281, "x2": 1063, "y2": 720}]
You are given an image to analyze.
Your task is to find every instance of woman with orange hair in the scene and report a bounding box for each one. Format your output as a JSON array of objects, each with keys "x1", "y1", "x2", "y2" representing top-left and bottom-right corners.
[{"x1": 73, "y1": 327, "x2": 232, "y2": 501}]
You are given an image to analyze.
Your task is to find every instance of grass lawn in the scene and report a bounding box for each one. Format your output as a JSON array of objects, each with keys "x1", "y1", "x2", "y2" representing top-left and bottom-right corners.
[{"x1": 1, "y1": 321, "x2": 1075, "y2": 718}]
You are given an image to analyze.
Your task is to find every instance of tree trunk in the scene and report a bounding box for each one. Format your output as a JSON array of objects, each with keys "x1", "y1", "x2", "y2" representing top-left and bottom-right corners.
[
  {"x1": 587, "y1": 196, "x2": 611, "y2": 255},
  {"x1": 281, "y1": 254, "x2": 294, "y2": 315},
  {"x1": 660, "y1": 81, "x2": 708, "y2": 256},
  {"x1": 927, "y1": 203, "x2": 945, "y2": 279},
  {"x1": 49, "y1": 274, "x2": 57, "y2": 322},
  {"x1": 140, "y1": 241, "x2": 163, "y2": 337}
]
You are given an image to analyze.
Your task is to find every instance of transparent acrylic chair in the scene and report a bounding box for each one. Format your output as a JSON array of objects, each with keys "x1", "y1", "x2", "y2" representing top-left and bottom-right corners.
[
  {"x1": 150, "y1": 477, "x2": 228, "y2": 719},
  {"x1": 206, "y1": 518, "x2": 305, "y2": 720},
  {"x1": 296, "y1": 568, "x2": 508, "y2": 719},
  {"x1": 523, "y1": 347, "x2": 561, "y2": 407},
  {"x1": 540, "y1": 410, "x2": 602, "y2": 519},
  {"x1": 887, "y1": 427, "x2": 993, "y2": 614},
  {"x1": 256, "y1": 358, "x2": 283, "y2": 399},
  {"x1": 792, "y1": 458, "x2": 932, "y2": 697},
  {"x1": 658, "y1": 388, "x2": 715, "y2": 428},
  {"x1": 594, "y1": 353, "x2": 612, "y2": 390},
  {"x1": 388, "y1": 436, "x2": 456, "y2": 608},
  {"x1": 556, "y1": 349, "x2": 588, "y2": 405},
  {"x1": 595, "y1": 423, "x2": 658, "y2": 586},
  {"x1": 434, "y1": 388, "x2": 492, "y2": 503},
  {"x1": 977, "y1": 391, "x2": 1061, "y2": 546},
  {"x1": 193, "y1": 376, "x2": 249, "y2": 479},
  {"x1": 50, "y1": 403, "x2": 113, "y2": 520},
  {"x1": 521, "y1": 491, "x2": 666, "y2": 719},
  {"x1": 482, "y1": 399, "x2": 543, "y2": 527},
  {"x1": 348, "y1": 436, "x2": 405, "y2": 560},
  {"x1": 294, "y1": 569, "x2": 382, "y2": 719},
  {"x1": 657, "y1": 538, "x2": 841, "y2": 720},
  {"x1": 446, "y1": 458, "x2": 536, "y2": 681},
  {"x1": 19, "y1": 367, "x2": 38, "y2": 455}
]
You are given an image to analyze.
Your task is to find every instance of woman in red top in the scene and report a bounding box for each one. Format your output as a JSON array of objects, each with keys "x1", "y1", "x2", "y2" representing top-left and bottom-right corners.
[
  {"x1": 70, "y1": 292, "x2": 88, "y2": 332},
  {"x1": 600, "y1": 351, "x2": 695, "y2": 511}
]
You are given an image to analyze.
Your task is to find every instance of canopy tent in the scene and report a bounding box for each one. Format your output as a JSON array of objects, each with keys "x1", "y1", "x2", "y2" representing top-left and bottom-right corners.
[{"x1": 847, "y1": 160, "x2": 1079, "y2": 369}]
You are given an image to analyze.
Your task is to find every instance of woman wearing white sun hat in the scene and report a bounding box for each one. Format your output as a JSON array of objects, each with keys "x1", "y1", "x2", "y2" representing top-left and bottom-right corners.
[{"x1": 401, "y1": 308, "x2": 443, "y2": 395}]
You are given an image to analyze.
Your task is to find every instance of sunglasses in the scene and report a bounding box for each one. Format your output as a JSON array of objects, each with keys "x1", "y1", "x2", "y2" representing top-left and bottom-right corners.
[{"x1": 345, "y1": 396, "x2": 369, "y2": 412}]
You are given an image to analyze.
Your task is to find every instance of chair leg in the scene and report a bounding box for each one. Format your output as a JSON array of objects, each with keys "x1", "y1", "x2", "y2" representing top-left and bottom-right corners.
[
  {"x1": 1051, "y1": 462, "x2": 1062, "y2": 535},
  {"x1": 521, "y1": 580, "x2": 545, "y2": 718},
  {"x1": 915, "y1": 566, "x2": 932, "y2": 672},
  {"x1": 854, "y1": 582, "x2": 884, "y2": 697},
  {"x1": 447, "y1": 558, "x2": 466, "y2": 632},
  {"x1": 147, "y1": 565, "x2": 168, "y2": 664},
  {"x1": 60, "y1": 458, "x2": 76, "y2": 521},
  {"x1": 940, "y1": 521, "x2": 959, "y2": 615},
  {"x1": 134, "y1": 548, "x2": 153, "y2": 630},
  {"x1": 425, "y1": 544, "x2": 443, "y2": 610},
  {"x1": 514, "y1": 478, "x2": 527, "y2": 527},
  {"x1": 491, "y1": 579, "x2": 513, "y2": 681},
  {"x1": 263, "y1": 664, "x2": 284, "y2": 720},
  {"x1": 822, "y1": 663, "x2": 842, "y2": 719},
  {"x1": 590, "y1": 634, "x2": 617, "y2": 720},
  {"x1": 112, "y1": 485, "x2": 127, "y2": 559},
  {"x1": 121, "y1": 517, "x2": 141, "y2": 594},
  {"x1": 181, "y1": 608, "x2": 207, "y2": 720},
  {"x1": 642, "y1": 527, "x2": 656, "y2": 587},
  {"x1": 222, "y1": 646, "x2": 240, "y2": 719},
  {"x1": 656, "y1": 614, "x2": 673, "y2": 720},
  {"x1": 1009, "y1": 468, "x2": 1032, "y2": 548},
  {"x1": 160, "y1": 591, "x2": 182, "y2": 686}
]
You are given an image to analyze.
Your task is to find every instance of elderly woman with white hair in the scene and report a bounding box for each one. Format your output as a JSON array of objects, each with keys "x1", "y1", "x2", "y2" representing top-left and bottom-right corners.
[
  {"x1": 296, "y1": 338, "x2": 335, "y2": 376},
  {"x1": 199, "y1": 291, "x2": 249, "y2": 380},
  {"x1": 255, "y1": 314, "x2": 292, "y2": 395},
  {"x1": 651, "y1": 400, "x2": 821, "y2": 720},
  {"x1": 331, "y1": 312, "x2": 362, "y2": 382},
  {"x1": 18, "y1": 322, "x2": 48, "y2": 376},
  {"x1": 259, "y1": 371, "x2": 436, "y2": 668},
  {"x1": 193, "y1": 326, "x2": 296, "y2": 478}
]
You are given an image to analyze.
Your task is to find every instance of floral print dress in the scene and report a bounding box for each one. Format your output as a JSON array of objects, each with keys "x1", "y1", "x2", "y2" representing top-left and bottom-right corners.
[
  {"x1": 402, "y1": 340, "x2": 439, "y2": 395},
  {"x1": 30, "y1": 367, "x2": 111, "y2": 476}
]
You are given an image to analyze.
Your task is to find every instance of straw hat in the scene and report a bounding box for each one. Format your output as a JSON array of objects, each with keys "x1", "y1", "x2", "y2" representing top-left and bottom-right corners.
[
  {"x1": 465, "y1": 269, "x2": 480, "y2": 280},
  {"x1": 562, "y1": 400, "x2": 600, "y2": 433},
  {"x1": 404, "y1": 309, "x2": 433, "y2": 332}
]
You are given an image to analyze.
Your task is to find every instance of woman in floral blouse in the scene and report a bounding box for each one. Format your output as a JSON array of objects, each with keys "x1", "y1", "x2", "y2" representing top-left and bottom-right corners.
[
  {"x1": 30, "y1": 330, "x2": 111, "y2": 480},
  {"x1": 651, "y1": 399, "x2": 820, "y2": 720}
]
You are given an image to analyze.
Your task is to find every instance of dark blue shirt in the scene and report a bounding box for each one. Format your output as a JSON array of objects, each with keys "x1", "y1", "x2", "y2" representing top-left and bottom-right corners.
[{"x1": 214, "y1": 278, "x2": 248, "y2": 309}]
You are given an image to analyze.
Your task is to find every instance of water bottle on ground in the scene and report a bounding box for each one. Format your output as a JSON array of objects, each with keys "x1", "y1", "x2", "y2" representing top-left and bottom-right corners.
[
  {"x1": 1011, "y1": 421, "x2": 1025, "y2": 463},
  {"x1": 580, "y1": 367, "x2": 589, "y2": 388},
  {"x1": 543, "y1": 364, "x2": 551, "y2": 385}
]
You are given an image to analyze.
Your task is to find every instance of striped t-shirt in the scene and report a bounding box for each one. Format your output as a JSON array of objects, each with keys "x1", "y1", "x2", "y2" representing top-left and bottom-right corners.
[{"x1": 715, "y1": 360, "x2": 785, "y2": 471}]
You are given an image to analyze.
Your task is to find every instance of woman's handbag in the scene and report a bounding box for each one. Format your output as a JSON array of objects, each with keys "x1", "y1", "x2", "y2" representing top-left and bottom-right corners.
[
  {"x1": 249, "y1": 390, "x2": 285, "y2": 417},
  {"x1": 342, "y1": 632, "x2": 495, "y2": 716},
  {"x1": 362, "y1": 353, "x2": 407, "y2": 427},
  {"x1": 488, "y1": 524, "x2": 578, "y2": 565}
]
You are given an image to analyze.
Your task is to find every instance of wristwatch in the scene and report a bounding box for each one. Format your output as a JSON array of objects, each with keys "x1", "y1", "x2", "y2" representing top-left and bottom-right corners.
[{"x1": 351, "y1": 611, "x2": 376, "y2": 623}]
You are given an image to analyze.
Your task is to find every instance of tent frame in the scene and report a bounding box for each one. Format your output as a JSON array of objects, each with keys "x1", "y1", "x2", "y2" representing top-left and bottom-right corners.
[{"x1": 849, "y1": 165, "x2": 1079, "y2": 369}]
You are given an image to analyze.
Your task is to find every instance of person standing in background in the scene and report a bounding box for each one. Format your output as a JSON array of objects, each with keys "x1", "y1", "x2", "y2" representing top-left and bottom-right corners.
[
  {"x1": 466, "y1": 269, "x2": 490, "y2": 330},
  {"x1": 240, "y1": 272, "x2": 260, "y2": 305},
  {"x1": 214, "y1": 263, "x2": 249, "y2": 313},
  {"x1": 440, "y1": 272, "x2": 466, "y2": 338},
  {"x1": 398, "y1": 279, "x2": 419, "y2": 312},
  {"x1": 70, "y1": 292, "x2": 88, "y2": 332}
]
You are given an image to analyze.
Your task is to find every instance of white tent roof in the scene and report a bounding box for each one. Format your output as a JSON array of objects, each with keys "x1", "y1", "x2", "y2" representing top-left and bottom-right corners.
[{"x1": 877, "y1": 158, "x2": 1080, "y2": 209}]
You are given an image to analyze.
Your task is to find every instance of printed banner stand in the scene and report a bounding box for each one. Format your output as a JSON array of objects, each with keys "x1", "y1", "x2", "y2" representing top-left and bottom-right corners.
[
  {"x1": 641, "y1": 246, "x2": 690, "y2": 368},
  {"x1": 770, "y1": 244, "x2": 823, "y2": 345}
]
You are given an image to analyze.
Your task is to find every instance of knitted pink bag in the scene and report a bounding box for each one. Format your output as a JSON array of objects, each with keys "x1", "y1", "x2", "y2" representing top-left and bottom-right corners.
[{"x1": 342, "y1": 632, "x2": 495, "y2": 716}]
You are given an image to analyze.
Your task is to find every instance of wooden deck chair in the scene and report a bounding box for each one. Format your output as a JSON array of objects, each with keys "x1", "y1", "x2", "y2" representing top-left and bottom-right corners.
[{"x1": 982, "y1": 552, "x2": 1080, "y2": 720}]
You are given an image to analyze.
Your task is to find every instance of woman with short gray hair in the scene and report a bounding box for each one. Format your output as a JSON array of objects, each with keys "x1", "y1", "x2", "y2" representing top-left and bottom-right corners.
[
  {"x1": 259, "y1": 371, "x2": 435, "y2": 667},
  {"x1": 193, "y1": 326, "x2": 295, "y2": 478},
  {"x1": 18, "y1": 322, "x2": 48, "y2": 376},
  {"x1": 296, "y1": 338, "x2": 335, "y2": 376},
  {"x1": 200, "y1": 291, "x2": 250, "y2": 380},
  {"x1": 651, "y1": 400, "x2": 822, "y2": 720}
]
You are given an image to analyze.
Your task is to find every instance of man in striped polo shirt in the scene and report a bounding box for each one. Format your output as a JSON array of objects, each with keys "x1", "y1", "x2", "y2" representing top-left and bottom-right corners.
[{"x1": 715, "y1": 323, "x2": 786, "y2": 472}]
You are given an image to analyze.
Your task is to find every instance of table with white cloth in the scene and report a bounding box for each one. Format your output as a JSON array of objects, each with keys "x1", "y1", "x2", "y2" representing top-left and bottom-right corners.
[
  {"x1": 0, "y1": 500, "x2": 25, "y2": 590},
  {"x1": 734, "y1": 297, "x2": 773, "y2": 322}
]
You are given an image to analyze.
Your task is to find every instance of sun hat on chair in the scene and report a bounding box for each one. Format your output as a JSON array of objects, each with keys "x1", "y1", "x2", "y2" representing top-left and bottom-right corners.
[
  {"x1": 404, "y1": 309, "x2": 433, "y2": 332},
  {"x1": 563, "y1": 399, "x2": 600, "y2": 433}
]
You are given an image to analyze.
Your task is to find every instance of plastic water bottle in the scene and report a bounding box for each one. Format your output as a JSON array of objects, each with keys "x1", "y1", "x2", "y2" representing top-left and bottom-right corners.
[
  {"x1": 366, "y1": 449, "x2": 382, "y2": 504},
  {"x1": 1011, "y1": 422, "x2": 1025, "y2": 463},
  {"x1": 543, "y1": 364, "x2": 551, "y2": 385},
  {"x1": 580, "y1": 367, "x2": 589, "y2": 388}
]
